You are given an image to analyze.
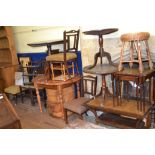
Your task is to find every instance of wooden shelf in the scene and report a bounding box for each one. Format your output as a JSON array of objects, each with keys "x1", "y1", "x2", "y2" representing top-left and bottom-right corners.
[
  {"x1": 87, "y1": 95, "x2": 152, "y2": 128},
  {"x1": 98, "y1": 113, "x2": 146, "y2": 129},
  {"x1": 0, "y1": 47, "x2": 10, "y2": 50},
  {"x1": 0, "y1": 36, "x2": 7, "y2": 39},
  {"x1": 0, "y1": 26, "x2": 18, "y2": 91}
]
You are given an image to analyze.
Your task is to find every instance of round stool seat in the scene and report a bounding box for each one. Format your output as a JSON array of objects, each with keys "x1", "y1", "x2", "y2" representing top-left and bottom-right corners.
[
  {"x1": 121, "y1": 32, "x2": 150, "y2": 42},
  {"x1": 118, "y1": 32, "x2": 153, "y2": 73}
]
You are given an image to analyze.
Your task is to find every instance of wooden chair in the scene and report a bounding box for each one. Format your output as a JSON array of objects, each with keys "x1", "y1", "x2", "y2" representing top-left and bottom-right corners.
[
  {"x1": 118, "y1": 32, "x2": 153, "y2": 73},
  {"x1": 21, "y1": 59, "x2": 46, "y2": 106},
  {"x1": 4, "y1": 70, "x2": 27, "y2": 104},
  {"x1": 4, "y1": 57, "x2": 32, "y2": 104},
  {"x1": 46, "y1": 29, "x2": 80, "y2": 81},
  {"x1": 64, "y1": 75, "x2": 97, "y2": 124}
]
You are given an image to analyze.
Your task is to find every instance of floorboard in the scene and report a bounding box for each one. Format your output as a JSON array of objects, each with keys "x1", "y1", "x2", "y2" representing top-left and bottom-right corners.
[{"x1": 12, "y1": 98, "x2": 66, "y2": 129}]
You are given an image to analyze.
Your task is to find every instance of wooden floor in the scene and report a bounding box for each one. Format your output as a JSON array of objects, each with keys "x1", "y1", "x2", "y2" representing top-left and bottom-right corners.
[
  {"x1": 12, "y1": 98, "x2": 66, "y2": 129},
  {"x1": 12, "y1": 97, "x2": 105, "y2": 129}
]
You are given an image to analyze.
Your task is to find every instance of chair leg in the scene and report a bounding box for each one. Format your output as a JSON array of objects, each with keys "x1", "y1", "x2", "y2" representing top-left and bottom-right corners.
[
  {"x1": 51, "y1": 64, "x2": 55, "y2": 80},
  {"x1": 72, "y1": 62, "x2": 75, "y2": 76},
  {"x1": 30, "y1": 89, "x2": 35, "y2": 106},
  {"x1": 75, "y1": 61, "x2": 79, "y2": 75},
  {"x1": 64, "y1": 108, "x2": 68, "y2": 124},
  {"x1": 21, "y1": 93, "x2": 24, "y2": 103},
  {"x1": 15, "y1": 94, "x2": 18, "y2": 105}
]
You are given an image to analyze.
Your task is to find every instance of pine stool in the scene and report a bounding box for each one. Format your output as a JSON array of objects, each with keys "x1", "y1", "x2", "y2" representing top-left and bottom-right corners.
[{"x1": 118, "y1": 32, "x2": 153, "y2": 73}]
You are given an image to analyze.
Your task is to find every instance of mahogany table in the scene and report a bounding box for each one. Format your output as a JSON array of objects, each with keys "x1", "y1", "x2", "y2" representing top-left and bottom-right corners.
[
  {"x1": 28, "y1": 40, "x2": 64, "y2": 55},
  {"x1": 83, "y1": 28, "x2": 118, "y2": 68}
]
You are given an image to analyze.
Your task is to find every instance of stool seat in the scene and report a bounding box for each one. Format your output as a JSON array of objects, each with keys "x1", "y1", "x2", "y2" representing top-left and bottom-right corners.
[
  {"x1": 121, "y1": 32, "x2": 150, "y2": 41},
  {"x1": 64, "y1": 97, "x2": 89, "y2": 115},
  {"x1": 118, "y1": 32, "x2": 153, "y2": 73}
]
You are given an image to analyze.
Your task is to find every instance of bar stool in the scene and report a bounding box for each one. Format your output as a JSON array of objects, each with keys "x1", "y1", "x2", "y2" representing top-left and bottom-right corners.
[{"x1": 118, "y1": 32, "x2": 153, "y2": 73}]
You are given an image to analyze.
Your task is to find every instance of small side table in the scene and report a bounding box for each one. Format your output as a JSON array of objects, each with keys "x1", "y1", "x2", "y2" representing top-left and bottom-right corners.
[
  {"x1": 112, "y1": 68, "x2": 155, "y2": 112},
  {"x1": 83, "y1": 64, "x2": 117, "y2": 98}
]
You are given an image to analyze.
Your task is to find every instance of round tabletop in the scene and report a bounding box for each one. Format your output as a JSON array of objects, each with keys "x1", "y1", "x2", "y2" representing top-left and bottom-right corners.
[
  {"x1": 83, "y1": 64, "x2": 118, "y2": 75},
  {"x1": 83, "y1": 28, "x2": 118, "y2": 36}
]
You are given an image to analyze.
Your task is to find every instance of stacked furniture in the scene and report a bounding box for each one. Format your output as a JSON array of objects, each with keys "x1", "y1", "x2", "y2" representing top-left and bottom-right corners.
[{"x1": 86, "y1": 32, "x2": 155, "y2": 128}]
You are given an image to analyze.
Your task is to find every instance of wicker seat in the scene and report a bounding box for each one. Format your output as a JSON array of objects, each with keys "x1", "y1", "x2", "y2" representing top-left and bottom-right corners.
[
  {"x1": 64, "y1": 75, "x2": 97, "y2": 124},
  {"x1": 46, "y1": 29, "x2": 80, "y2": 81},
  {"x1": 118, "y1": 32, "x2": 153, "y2": 73}
]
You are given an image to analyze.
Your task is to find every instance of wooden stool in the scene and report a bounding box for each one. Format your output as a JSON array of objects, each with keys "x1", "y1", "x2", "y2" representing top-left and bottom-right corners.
[{"x1": 118, "y1": 32, "x2": 153, "y2": 73}]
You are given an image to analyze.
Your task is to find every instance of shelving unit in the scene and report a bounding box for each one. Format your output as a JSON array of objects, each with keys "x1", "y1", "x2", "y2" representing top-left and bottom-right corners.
[{"x1": 0, "y1": 26, "x2": 18, "y2": 91}]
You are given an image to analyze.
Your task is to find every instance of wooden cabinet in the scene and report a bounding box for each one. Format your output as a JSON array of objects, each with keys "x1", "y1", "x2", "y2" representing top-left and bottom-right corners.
[{"x1": 0, "y1": 26, "x2": 18, "y2": 91}]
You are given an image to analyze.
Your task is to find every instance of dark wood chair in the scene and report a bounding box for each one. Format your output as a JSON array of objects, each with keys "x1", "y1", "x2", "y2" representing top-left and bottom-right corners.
[
  {"x1": 46, "y1": 29, "x2": 80, "y2": 81},
  {"x1": 21, "y1": 59, "x2": 46, "y2": 106},
  {"x1": 64, "y1": 75, "x2": 97, "y2": 124}
]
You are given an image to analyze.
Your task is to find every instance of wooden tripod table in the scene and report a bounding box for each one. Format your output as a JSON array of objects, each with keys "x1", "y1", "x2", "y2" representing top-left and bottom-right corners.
[{"x1": 83, "y1": 28, "x2": 118, "y2": 68}]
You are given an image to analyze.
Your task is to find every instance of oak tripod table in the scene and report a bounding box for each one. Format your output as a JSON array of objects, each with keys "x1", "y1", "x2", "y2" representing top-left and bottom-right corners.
[{"x1": 83, "y1": 28, "x2": 118, "y2": 69}]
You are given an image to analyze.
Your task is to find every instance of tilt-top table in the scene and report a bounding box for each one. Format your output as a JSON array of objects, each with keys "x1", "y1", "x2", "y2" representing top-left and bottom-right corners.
[
  {"x1": 83, "y1": 28, "x2": 118, "y2": 69},
  {"x1": 28, "y1": 40, "x2": 64, "y2": 55}
]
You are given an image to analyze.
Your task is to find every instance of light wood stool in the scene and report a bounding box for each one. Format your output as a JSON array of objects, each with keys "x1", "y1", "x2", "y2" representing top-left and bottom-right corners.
[{"x1": 118, "y1": 32, "x2": 153, "y2": 73}]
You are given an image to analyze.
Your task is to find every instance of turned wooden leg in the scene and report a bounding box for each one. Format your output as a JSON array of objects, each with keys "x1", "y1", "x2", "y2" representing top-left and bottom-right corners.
[
  {"x1": 129, "y1": 42, "x2": 134, "y2": 68},
  {"x1": 145, "y1": 40, "x2": 153, "y2": 70},
  {"x1": 137, "y1": 41, "x2": 144, "y2": 73},
  {"x1": 72, "y1": 62, "x2": 74, "y2": 76},
  {"x1": 75, "y1": 61, "x2": 79, "y2": 74},
  {"x1": 111, "y1": 74, "x2": 115, "y2": 106},
  {"x1": 51, "y1": 64, "x2": 55, "y2": 80},
  {"x1": 62, "y1": 64, "x2": 66, "y2": 81},
  {"x1": 136, "y1": 78, "x2": 140, "y2": 111},
  {"x1": 118, "y1": 42, "x2": 125, "y2": 71},
  {"x1": 146, "y1": 112, "x2": 151, "y2": 128},
  {"x1": 64, "y1": 108, "x2": 68, "y2": 124},
  {"x1": 102, "y1": 75, "x2": 106, "y2": 99},
  {"x1": 34, "y1": 83, "x2": 42, "y2": 113}
]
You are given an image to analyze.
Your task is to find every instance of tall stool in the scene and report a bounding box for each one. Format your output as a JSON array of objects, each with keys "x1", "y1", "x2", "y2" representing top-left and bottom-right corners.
[{"x1": 118, "y1": 32, "x2": 153, "y2": 73}]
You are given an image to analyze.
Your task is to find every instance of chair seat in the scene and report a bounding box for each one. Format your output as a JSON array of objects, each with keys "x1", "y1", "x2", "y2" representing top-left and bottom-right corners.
[
  {"x1": 64, "y1": 97, "x2": 90, "y2": 115},
  {"x1": 46, "y1": 52, "x2": 77, "y2": 62},
  {"x1": 4, "y1": 85, "x2": 21, "y2": 95}
]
